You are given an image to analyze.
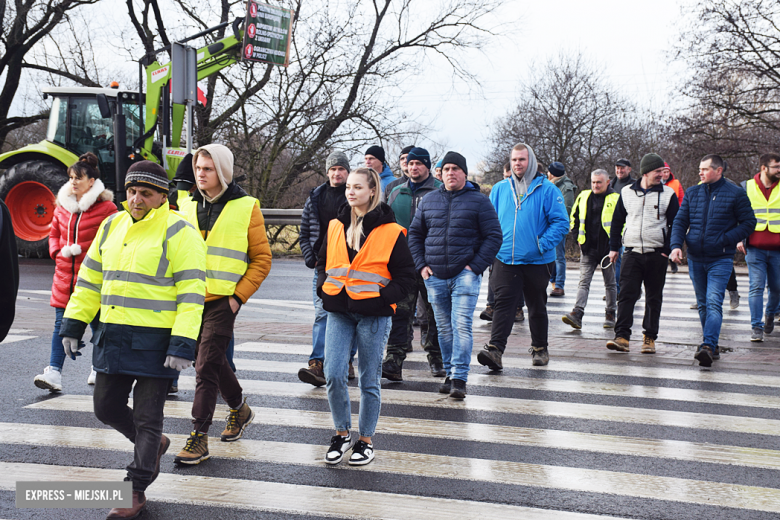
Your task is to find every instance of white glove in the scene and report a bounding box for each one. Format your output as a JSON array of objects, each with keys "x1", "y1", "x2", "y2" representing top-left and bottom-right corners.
[
  {"x1": 164, "y1": 355, "x2": 191, "y2": 372},
  {"x1": 62, "y1": 337, "x2": 82, "y2": 360}
]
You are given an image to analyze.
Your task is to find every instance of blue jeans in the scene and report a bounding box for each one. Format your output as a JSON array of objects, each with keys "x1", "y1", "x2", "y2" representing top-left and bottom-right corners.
[
  {"x1": 549, "y1": 237, "x2": 566, "y2": 289},
  {"x1": 51, "y1": 307, "x2": 98, "y2": 371},
  {"x1": 323, "y1": 312, "x2": 391, "y2": 437},
  {"x1": 746, "y1": 247, "x2": 780, "y2": 329},
  {"x1": 311, "y1": 271, "x2": 328, "y2": 361},
  {"x1": 424, "y1": 269, "x2": 482, "y2": 382},
  {"x1": 688, "y1": 257, "x2": 733, "y2": 347}
]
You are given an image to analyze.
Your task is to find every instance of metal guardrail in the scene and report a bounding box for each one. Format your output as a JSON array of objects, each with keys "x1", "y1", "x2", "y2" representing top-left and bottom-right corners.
[{"x1": 261, "y1": 208, "x2": 303, "y2": 226}]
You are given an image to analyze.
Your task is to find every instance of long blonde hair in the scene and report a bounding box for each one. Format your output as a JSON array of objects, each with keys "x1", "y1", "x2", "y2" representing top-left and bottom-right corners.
[{"x1": 346, "y1": 167, "x2": 381, "y2": 251}]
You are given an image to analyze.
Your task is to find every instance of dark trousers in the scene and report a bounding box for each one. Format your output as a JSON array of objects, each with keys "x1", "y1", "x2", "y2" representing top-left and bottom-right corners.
[
  {"x1": 489, "y1": 260, "x2": 551, "y2": 352},
  {"x1": 614, "y1": 251, "x2": 667, "y2": 340},
  {"x1": 93, "y1": 372, "x2": 170, "y2": 492},
  {"x1": 727, "y1": 267, "x2": 738, "y2": 292},
  {"x1": 387, "y1": 273, "x2": 441, "y2": 362},
  {"x1": 486, "y1": 264, "x2": 525, "y2": 308},
  {"x1": 192, "y1": 297, "x2": 243, "y2": 433}
]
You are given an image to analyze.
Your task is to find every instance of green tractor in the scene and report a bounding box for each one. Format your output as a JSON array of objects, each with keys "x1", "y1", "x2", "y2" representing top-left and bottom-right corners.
[{"x1": 0, "y1": 19, "x2": 244, "y2": 257}]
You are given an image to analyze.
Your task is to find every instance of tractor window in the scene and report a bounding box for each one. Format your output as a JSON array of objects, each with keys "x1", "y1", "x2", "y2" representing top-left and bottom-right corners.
[
  {"x1": 124, "y1": 103, "x2": 143, "y2": 147},
  {"x1": 46, "y1": 97, "x2": 67, "y2": 145},
  {"x1": 68, "y1": 97, "x2": 114, "y2": 159}
]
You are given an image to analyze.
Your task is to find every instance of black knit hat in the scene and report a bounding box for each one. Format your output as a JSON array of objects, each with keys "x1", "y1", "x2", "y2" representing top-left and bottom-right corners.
[
  {"x1": 172, "y1": 153, "x2": 195, "y2": 184},
  {"x1": 125, "y1": 161, "x2": 170, "y2": 193},
  {"x1": 365, "y1": 145, "x2": 386, "y2": 164},
  {"x1": 400, "y1": 145, "x2": 415, "y2": 157},
  {"x1": 640, "y1": 153, "x2": 665, "y2": 176},
  {"x1": 441, "y1": 151, "x2": 468, "y2": 176},
  {"x1": 548, "y1": 161, "x2": 565, "y2": 177},
  {"x1": 406, "y1": 147, "x2": 431, "y2": 170}
]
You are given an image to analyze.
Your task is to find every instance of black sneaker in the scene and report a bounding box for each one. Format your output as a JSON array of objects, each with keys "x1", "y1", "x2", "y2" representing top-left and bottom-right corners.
[
  {"x1": 403, "y1": 343, "x2": 413, "y2": 353},
  {"x1": 477, "y1": 345, "x2": 503, "y2": 371},
  {"x1": 429, "y1": 359, "x2": 446, "y2": 378},
  {"x1": 694, "y1": 345, "x2": 713, "y2": 368},
  {"x1": 450, "y1": 379, "x2": 466, "y2": 399},
  {"x1": 529, "y1": 346, "x2": 549, "y2": 366},
  {"x1": 348, "y1": 440, "x2": 375, "y2": 466},
  {"x1": 324, "y1": 434, "x2": 354, "y2": 465},
  {"x1": 381, "y1": 358, "x2": 403, "y2": 381},
  {"x1": 765, "y1": 314, "x2": 775, "y2": 335},
  {"x1": 439, "y1": 377, "x2": 451, "y2": 394}
]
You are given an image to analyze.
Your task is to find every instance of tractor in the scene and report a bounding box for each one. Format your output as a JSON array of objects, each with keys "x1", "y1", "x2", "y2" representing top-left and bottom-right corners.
[{"x1": 0, "y1": 19, "x2": 245, "y2": 257}]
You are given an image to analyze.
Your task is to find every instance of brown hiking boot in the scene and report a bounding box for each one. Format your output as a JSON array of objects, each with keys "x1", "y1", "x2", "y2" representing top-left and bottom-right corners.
[
  {"x1": 298, "y1": 359, "x2": 326, "y2": 387},
  {"x1": 550, "y1": 287, "x2": 565, "y2": 297},
  {"x1": 641, "y1": 335, "x2": 656, "y2": 354},
  {"x1": 221, "y1": 397, "x2": 255, "y2": 441},
  {"x1": 174, "y1": 431, "x2": 210, "y2": 465},
  {"x1": 106, "y1": 490, "x2": 146, "y2": 519},
  {"x1": 515, "y1": 307, "x2": 525, "y2": 322},
  {"x1": 606, "y1": 337, "x2": 630, "y2": 352},
  {"x1": 479, "y1": 305, "x2": 494, "y2": 321}
]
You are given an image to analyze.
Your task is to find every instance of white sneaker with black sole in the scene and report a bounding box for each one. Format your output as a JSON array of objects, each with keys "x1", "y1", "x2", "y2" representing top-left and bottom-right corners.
[
  {"x1": 348, "y1": 440, "x2": 375, "y2": 466},
  {"x1": 324, "y1": 434, "x2": 354, "y2": 465},
  {"x1": 34, "y1": 366, "x2": 62, "y2": 392}
]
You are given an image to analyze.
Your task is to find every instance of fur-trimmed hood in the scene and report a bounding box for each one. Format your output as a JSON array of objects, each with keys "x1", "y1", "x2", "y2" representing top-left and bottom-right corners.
[{"x1": 57, "y1": 178, "x2": 114, "y2": 214}]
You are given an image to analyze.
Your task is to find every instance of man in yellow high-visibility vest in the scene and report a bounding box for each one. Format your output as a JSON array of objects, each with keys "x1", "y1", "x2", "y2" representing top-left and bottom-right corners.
[
  {"x1": 174, "y1": 144, "x2": 272, "y2": 465},
  {"x1": 60, "y1": 161, "x2": 206, "y2": 519}
]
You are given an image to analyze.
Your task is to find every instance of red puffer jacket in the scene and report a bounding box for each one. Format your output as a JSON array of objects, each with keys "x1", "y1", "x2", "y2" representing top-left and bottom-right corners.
[{"x1": 49, "y1": 179, "x2": 116, "y2": 308}]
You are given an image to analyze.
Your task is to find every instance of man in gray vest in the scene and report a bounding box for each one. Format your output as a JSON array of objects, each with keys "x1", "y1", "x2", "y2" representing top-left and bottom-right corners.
[{"x1": 606, "y1": 153, "x2": 679, "y2": 354}]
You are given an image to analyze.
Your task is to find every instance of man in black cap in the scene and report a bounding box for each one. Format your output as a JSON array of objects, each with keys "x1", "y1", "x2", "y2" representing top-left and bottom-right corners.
[
  {"x1": 606, "y1": 153, "x2": 679, "y2": 355},
  {"x1": 365, "y1": 145, "x2": 395, "y2": 192},
  {"x1": 611, "y1": 158, "x2": 634, "y2": 294},
  {"x1": 383, "y1": 145, "x2": 416, "y2": 201},
  {"x1": 547, "y1": 161, "x2": 577, "y2": 297}
]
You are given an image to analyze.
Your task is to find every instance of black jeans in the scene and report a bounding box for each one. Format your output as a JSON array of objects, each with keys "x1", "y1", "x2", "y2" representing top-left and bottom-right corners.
[
  {"x1": 727, "y1": 266, "x2": 738, "y2": 292},
  {"x1": 386, "y1": 273, "x2": 441, "y2": 362},
  {"x1": 486, "y1": 264, "x2": 525, "y2": 308},
  {"x1": 489, "y1": 260, "x2": 551, "y2": 352},
  {"x1": 614, "y1": 251, "x2": 668, "y2": 340},
  {"x1": 93, "y1": 372, "x2": 170, "y2": 492}
]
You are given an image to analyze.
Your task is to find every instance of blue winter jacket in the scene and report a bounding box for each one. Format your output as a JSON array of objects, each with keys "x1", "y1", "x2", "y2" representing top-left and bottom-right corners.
[
  {"x1": 408, "y1": 182, "x2": 502, "y2": 279},
  {"x1": 379, "y1": 164, "x2": 395, "y2": 193},
  {"x1": 670, "y1": 176, "x2": 756, "y2": 261},
  {"x1": 489, "y1": 172, "x2": 570, "y2": 265}
]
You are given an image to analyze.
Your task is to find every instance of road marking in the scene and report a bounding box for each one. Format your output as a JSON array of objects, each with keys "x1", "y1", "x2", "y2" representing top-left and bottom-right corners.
[
  {"x1": 233, "y1": 358, "x2": 780, "y2": 409},
  {"x1": 13, "y1": 406, "x2": 780, "y2": 471},
  {"x1": 2, "y1": 424, "x2": 780, "y2": 513},
  {"x1": 0, "y1": 462, "x2": 631, "y2": 520},
  {"x1": 0, "y1": 334, "x2": 37, "y2": 345}
]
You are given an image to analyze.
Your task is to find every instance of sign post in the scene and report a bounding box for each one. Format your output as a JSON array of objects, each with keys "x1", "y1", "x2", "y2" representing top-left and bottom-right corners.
[
  {"x1": 170, "y1": 42, "x2": 198, "y2": 157},
  {"x1": 242, "y1": 1, "x2": 294, "y2": 67}
]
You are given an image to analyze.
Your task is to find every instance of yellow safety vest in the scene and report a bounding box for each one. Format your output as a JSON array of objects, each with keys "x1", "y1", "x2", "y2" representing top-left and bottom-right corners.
[
  {"x1": 185, "y1": 196, "x2": 258, "y2": 296},
  {"x1": 571, "y1": 191, "x2": 620, "y2": 244},
  {"x1": 64, "y1": 201, "x2": 206, "y2": 341},
  {"x1": 746, "y1": 179, "x2": 780, "y2": 233},
  {"x1": 175, "y1": 189, "x2": 197, "y2": 215}
]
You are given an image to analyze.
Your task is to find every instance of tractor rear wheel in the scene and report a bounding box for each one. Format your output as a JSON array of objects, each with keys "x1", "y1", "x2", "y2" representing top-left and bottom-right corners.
[{"x1": 0, "y1": 160, "x2": 66, "y2": 258}]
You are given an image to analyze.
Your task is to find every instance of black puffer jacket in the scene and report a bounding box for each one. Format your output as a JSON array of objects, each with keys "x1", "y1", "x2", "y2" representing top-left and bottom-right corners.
[
  {"x1": 0, "y1": 199, "x2": 18, "y2": 342},
  {"x1": 316, "y1": 203, "x2": 416, "y2": 316}
]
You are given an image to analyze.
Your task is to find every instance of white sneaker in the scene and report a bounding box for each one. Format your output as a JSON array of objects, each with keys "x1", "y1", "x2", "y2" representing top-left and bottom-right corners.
[
  {"x1": 87, "y1": 368, "x2": 97, "y2": 386},
  {"x1": 34, "y1": 366, "x2": 62, "y2": 392}
]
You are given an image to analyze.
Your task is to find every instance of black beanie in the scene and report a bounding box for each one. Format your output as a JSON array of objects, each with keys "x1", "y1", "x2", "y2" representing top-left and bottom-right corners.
[
  {"x1": 125, "y1": 161, "x2": 170, "y2": 193},
  {"x1": 365, "y1": 145, "x2": 386, "y2": 165},
  {"x1": 172, "y1": 153, "x2": 195, "y2": 184},
  {"x1": 406, "y1": 147, "x2": 431, "y2": 170},
  {"x1": 441, "y1": 151, "x2": 468, "y2": 176},
  {"x1": 400, "y1": 145, "x2": 416, "y2": 157},
  {"x1": 640, "y1": 153, "x2": 665, "y2": 176}
]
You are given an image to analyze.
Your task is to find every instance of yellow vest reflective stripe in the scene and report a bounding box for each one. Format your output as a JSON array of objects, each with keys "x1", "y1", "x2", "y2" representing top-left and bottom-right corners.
[
  {"x1": 323, "y1": 220, "x2": 405, "y2": 306},
  {"x1": 64, "y1": 201, "x2": 206, "y2": 341},
  {"x1": 571, "y1": 191, "x2": 619, "y2": 244},
  {"x1": 185, "y1": 196, "x2": 257, "y2": 295},
  {"x1": 746, "y1": 179, "x2": 780, "y2": 232}
]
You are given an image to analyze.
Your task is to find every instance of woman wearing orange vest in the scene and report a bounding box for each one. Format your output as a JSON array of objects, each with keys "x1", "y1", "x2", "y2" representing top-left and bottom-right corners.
[{"x1": 316, "y1": 167, "x2": 415, "y2": 466}]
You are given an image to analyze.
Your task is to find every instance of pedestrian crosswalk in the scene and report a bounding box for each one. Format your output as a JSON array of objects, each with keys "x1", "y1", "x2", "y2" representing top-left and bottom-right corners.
[{"x1": 5, "y1": 334, "x2": 780, "y2": 519}]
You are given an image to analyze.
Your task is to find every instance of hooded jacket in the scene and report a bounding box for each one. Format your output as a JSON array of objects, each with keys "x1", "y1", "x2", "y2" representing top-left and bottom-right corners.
[
  {"x1": 316, "y1": 202, "x2": 415, "y2": 316},
  {"x1": 194, "y1": 143, "x2": 234, "y2": 203},
  {"x1": 489, "y1": 171, "x2": 570, "y2": 265},
  {"x1": 0, "y1": 199, "x2": 18, "y2": 342},
  {"x1": 49, "y1": 179, "x2": 116, "y2": 308},
  {"x1": 379, "y1": 163, "x2": 395, "y2": 193},
  {"x1": 408, "y1": 181, "x2": 502, "y2": 279}
]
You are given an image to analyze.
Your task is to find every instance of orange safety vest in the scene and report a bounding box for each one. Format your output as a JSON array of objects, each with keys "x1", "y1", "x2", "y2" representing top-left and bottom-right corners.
[{"x1": 323, "y1": 219, "x2": 405, "y2": 310}]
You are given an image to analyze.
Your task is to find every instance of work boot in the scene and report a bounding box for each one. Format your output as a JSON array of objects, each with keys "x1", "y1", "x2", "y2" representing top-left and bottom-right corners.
[
  {"x1": 174, "y1": 431, "x2": 210, "y2": 465},
  {"x1": 550, "y1": 287, "x2": 565, "y2": 297},
  {"x1": 729, "y1": 291, "x2": 740, "y2": 310},
  {"x1": 606, "y1": 337, "x2": 630, "y2": 352},
  {"x1": 603, "y1": 311, "x2": 616, "y2": 329},
  {"x1": 765, "y1": 314, "x2": 775, "y2": 335},
  {"x1": 221, "y1": 397, "x2": 255, "y2": 441},
  {"x1": 106, "y1": 490, "x2": 146, "y2": 519},
  {"x1": 477, "y1": 344, "x2": 503, "y2": 371},
  {"x1": 348, "y1": 362, "x2": 356, "y2": 380},
  {"x1": 641, "y1": 335, "x2": 656, "y2": 354},
  {"x1": 515, "y1": 307, "x2": 525, "y2": 322},
  {"x1": 479, "y1": 305, "x2": 494, "y2": 321},
  {"x1": 450, "y1": 379, "x2": 467, "y2": 399},
  {"x1": 33, "y1": 366, "x2": 62, "y2": 393},
  {"x1": 439, "y1": 377, "x2": 452, "y2": 394},
  {"x1": 420, "y1": 324, "x2": 429, "y2": 347},
  {"x1": 149, "y1": 435, "x2": 170, "y2": 485},
  {"x1": 562, "y1": 309, "x2": 583, "y2": 330},
  {"x1": 529, "y1": 346, "x2": 549, "y2": 366},
  {"x1": 297, "y1": 359, "x2": 326, "y2": 387},
  {"x1": 429, "y1": 358, "x2": 446, "y2": 378},
  {"x1": 694, "y1": 344, "x2": 713, "y2": 368},
  {"x1": 382, "y1": 356, "x2": 403, "y2": 381}
]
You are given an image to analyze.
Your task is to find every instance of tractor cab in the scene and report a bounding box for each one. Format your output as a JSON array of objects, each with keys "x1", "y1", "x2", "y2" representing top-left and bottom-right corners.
[{"x1": 43, "y1": 87, "x2": 145, "y2": 192}]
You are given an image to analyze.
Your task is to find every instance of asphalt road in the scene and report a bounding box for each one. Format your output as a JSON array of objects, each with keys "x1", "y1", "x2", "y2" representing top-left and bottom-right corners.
[{"x1": 2, "y1": 258, "x2": 780, "y2": 519}]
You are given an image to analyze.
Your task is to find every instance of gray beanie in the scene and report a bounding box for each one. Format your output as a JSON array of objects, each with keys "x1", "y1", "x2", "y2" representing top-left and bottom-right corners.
[
  {"x1": 640, "y1": 153, "x2": 665, "y2": 176},
  {"x1": 326, "y1": 151, "x2": 350, "y2": 172}
]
